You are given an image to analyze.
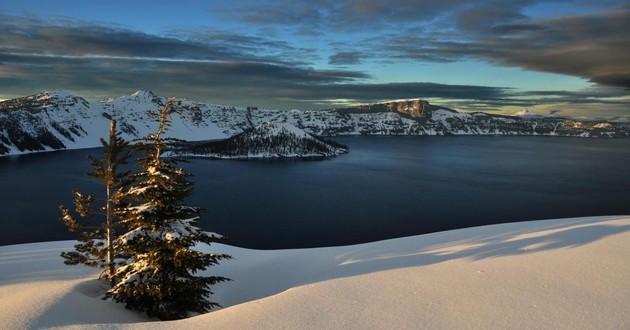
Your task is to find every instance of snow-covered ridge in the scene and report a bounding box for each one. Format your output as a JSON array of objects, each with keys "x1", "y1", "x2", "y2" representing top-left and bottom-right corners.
[
  {"x1": 0, "y1": 90, "x2": 235, "y2": 156},
  {"x1": 1, "y1": 90, "x2": 629, "y2": 157},
  {"x1": 257, "y1": 121, "x2": 310, "y2": 137},
  {"x1": 38, "y1": 89, "x2": 79, "y2": 101}
]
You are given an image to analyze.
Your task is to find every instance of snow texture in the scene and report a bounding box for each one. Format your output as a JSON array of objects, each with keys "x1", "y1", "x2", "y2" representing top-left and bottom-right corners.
[{"x1": 1, "y1": 216, "x2": 629, "y2": 329}]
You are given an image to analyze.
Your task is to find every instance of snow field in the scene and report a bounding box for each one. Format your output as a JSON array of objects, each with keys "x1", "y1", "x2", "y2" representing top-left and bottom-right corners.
[{"x1": 1, "y1": 216, "x2": 629, "y2": 329}]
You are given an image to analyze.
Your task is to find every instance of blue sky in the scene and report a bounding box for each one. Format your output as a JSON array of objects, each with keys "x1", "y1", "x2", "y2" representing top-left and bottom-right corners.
[{"x1": 1, "y1": 0, "x2": 628, "y2": 118}]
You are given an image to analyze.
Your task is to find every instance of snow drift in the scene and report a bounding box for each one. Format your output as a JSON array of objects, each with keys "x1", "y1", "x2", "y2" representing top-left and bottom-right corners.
[{"x1": 1, "y1": 216, "x2": 629, "y2": 329}]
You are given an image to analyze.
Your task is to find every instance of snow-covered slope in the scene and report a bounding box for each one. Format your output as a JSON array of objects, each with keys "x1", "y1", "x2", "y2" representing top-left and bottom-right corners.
[
  {"x1": 0, "y1": 91, "x2": 235, "y2": 156},
  {"x1": 1, "y1": 216, "x2": 629, "y2": 329},
  {"x1": 181, "y1": 121, "x2": 349, "y2": 159},
  {"x1": 1, "y1": 91, "x2": 629, "y2": 157}
]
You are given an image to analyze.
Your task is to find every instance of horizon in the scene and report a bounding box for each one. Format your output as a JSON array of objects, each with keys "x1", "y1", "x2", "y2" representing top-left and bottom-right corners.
[
  {"x1": 1, "y1": 88, "x2": 626, "y2": 122},
  {"x1": 1, "y1": 1, "x2": 629, "y2": 118}
]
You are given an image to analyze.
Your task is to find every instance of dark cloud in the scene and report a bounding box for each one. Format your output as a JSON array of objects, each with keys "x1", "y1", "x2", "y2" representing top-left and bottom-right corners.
[
  {"x1": 1, "y1": 47, "x2": 502, "y2": 108},
  {"x1": 0, "y1": 43, "x2": 526, "y2": 111},
  {"x1": 0, "y1": 14, "x2": 368, "y2": 107},
  {"x1": 218, "y1": 1, "x2": 630, "y2": 91},
  {"x1": 2, "y1": 44, "x2": 628, "y2": 112},
  {"x1": 488, "y1": 11, "x2": 630, "y2": 90},
  {"x1": 0, "y1": 15, "x2": 313, "y2": 66},
  {"x1": 0, "y1": 53, "x2": 367, "y2": 93},
  {"x1": 591, "y1": 74, "x2": 630, "y2": 89},
  {"x1": 379, "y1": 37, "x2": 484, "y2": 62},
  {"x1": 455, "y1": 4, "x2": 530, "y2": 35},
  {"x1": 329, "y1": 51, "x2": 362, "y2": 65},
  {"x1": 216, "y1": 0, "x2": 463, "y2": 33},
  {"x1": 284, "y1": 82, "x2": 509, "y2": 103},
  {"x1": 377, "y1": 7, "x2": 630, "y2": 90},
  {"x1": 0, "y1": 16, "x2": 223, "y2": 60},
  {"x1": 515, "y1": 88, "x2": 630, "y2": 106}
]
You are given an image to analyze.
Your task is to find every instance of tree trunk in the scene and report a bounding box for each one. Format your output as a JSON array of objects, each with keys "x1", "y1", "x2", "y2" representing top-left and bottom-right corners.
[{"x1": 106, "y1": 184, "x2": 115, "y2": 285}]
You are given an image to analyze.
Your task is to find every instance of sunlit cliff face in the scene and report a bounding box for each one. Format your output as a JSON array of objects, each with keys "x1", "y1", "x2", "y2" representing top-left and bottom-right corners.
[{"x1": 386, "y1": 100, "x2": 430, "y2": 119}]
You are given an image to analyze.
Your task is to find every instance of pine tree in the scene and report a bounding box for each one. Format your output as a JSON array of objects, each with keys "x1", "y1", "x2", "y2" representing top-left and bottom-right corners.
[
  {"x1": 108, "y1": 98, "x2": 231, "y2": 320},
  {"x1": 59, "y1": 119, "x2": 131, "y2": 283}
]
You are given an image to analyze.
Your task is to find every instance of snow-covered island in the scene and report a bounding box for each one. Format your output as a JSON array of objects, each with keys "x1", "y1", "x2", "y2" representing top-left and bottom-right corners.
[
  {"x1": 178, "y1": 122, "x2": 349, "y2": 159},
  {"x1": 1, "y1": 215, "x2": 629, "y2": 329}
]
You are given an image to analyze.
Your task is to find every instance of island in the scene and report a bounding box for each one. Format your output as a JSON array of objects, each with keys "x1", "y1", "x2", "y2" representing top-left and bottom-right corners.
[{"x1": 178, "y1": 121, "x2": 349, "y2": 159}]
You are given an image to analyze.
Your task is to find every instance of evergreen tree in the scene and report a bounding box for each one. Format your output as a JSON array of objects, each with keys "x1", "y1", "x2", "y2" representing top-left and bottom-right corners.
[
  {"x1": 108, "y1": 99, "x2": 231, "y2": 320},
  {"x1": 59, "y1": 120, "x2": 131, "y2": 283}
]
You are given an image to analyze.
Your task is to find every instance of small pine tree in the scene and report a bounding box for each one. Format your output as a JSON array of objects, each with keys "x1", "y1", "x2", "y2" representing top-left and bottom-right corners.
[
  {"x1": 60, "y1": 120, "x2": 132, "y2": 283},
  {"x1": 108, "y1": 98, "x2": 231, "y2": 320}
]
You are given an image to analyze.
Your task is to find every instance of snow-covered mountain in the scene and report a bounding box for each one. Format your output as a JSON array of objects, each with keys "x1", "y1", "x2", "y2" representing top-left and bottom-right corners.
[
  {"x1": 1, "y1": 91, "x2": 629, "y2": 156},
  {"x1": 0, "y1": 90, "x2": 237, "y2": 156},
  {"x1": 513, "y1": 108, "x2": 543, "y2": 118},
  {"x1": 180, "y1": 122, "x2": 348, "y2": 159}
]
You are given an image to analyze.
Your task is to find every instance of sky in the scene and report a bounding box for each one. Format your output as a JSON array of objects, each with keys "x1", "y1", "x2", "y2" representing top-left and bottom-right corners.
[{"x1": 0, "y1": 0, "x2": 628, "y2": 118}]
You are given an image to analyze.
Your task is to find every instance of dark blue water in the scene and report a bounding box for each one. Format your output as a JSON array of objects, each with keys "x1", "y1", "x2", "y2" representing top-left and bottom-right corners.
[{"x1": 1, "y1": 136, "x2": 629, "y2": 248}]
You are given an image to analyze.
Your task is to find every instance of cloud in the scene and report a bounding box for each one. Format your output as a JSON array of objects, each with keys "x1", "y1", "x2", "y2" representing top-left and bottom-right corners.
[
  {"x1": 329, "y1": 51, "x2": 362, "y2": 65},
  {"x1": 0, "y1": 14, "x2": 328, "y2": 69},
  {"x1": 215, "y1": 0, "x2": 463, "y2": 34},
  {"x1": 283, "y1": 82, "x2": 509, "y2": 102},
  {"x1": 216, "y1": 1, "x2": 630, "y2": 91},
  {"x1": 0, "y1": 52, "x2": 368, "y2": 100},
  {"x1": 0, "y1": 15, "x2": 369, "y2": 107},
  {"x1": 0, "y1": 16, "x2": 222, "y2": 60},
  {"x1": 455, "y1": 4, "x2": 530, "y2": 35},
  {"x1": 487, "y1": 11, "x2": 630, "y2": 90},
  {"x1": 376, "y1": 6, "x2": 630, "y2": 90}
]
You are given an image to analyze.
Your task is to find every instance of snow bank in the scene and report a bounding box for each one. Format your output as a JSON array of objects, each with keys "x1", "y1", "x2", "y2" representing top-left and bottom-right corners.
[{"x1": 1, "y1": 216, "x2": 629, "y2": 329}]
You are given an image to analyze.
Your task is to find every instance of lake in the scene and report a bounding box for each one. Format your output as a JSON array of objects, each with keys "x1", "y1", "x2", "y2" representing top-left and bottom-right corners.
[{"x1": 1, "y1": 136, "x2": 629, "y2": 249}]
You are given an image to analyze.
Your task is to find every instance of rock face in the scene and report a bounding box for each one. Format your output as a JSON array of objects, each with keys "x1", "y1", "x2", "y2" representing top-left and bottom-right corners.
[
  {"x1": 1, "y1": 91, "x2": 629, "y2": 156},
  {"x1": 335, "y1": 99, "x2": 432, "y2": 119},
  {"x1": 180, "y1": 122, "x2": 348, "y2": 159}
]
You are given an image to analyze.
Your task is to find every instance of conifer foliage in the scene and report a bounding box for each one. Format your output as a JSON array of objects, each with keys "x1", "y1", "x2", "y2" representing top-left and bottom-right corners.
[
  {"x1": 107, "y1": 99, "x2": 231, "y2": 320},
  {"x1": 59, "y1": 119, "x2": 131, "y2": 283}
]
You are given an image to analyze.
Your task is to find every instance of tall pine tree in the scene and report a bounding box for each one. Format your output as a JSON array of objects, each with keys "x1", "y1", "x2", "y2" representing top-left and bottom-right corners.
[
  {"x1": 59, "y1": 119, "x2": 131, "y2": 283},
  {"x1": 108, "y1": 98, "x2": 231, "y2": 320}
]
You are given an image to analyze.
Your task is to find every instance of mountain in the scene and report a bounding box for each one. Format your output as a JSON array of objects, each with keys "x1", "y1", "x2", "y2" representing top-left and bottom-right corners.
[
  {"x1": 180, "y1": 122, "x2": 349, "y2": 159},
  {"x1": 513, "y1": 108, "x2": 543, "y2": 118},
  {"x1": 1, "y1": 91, "x2": 629, "y2": 156},
  {"x1": 0, "y1": 90, "x2": 236, "y2": 156}
]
